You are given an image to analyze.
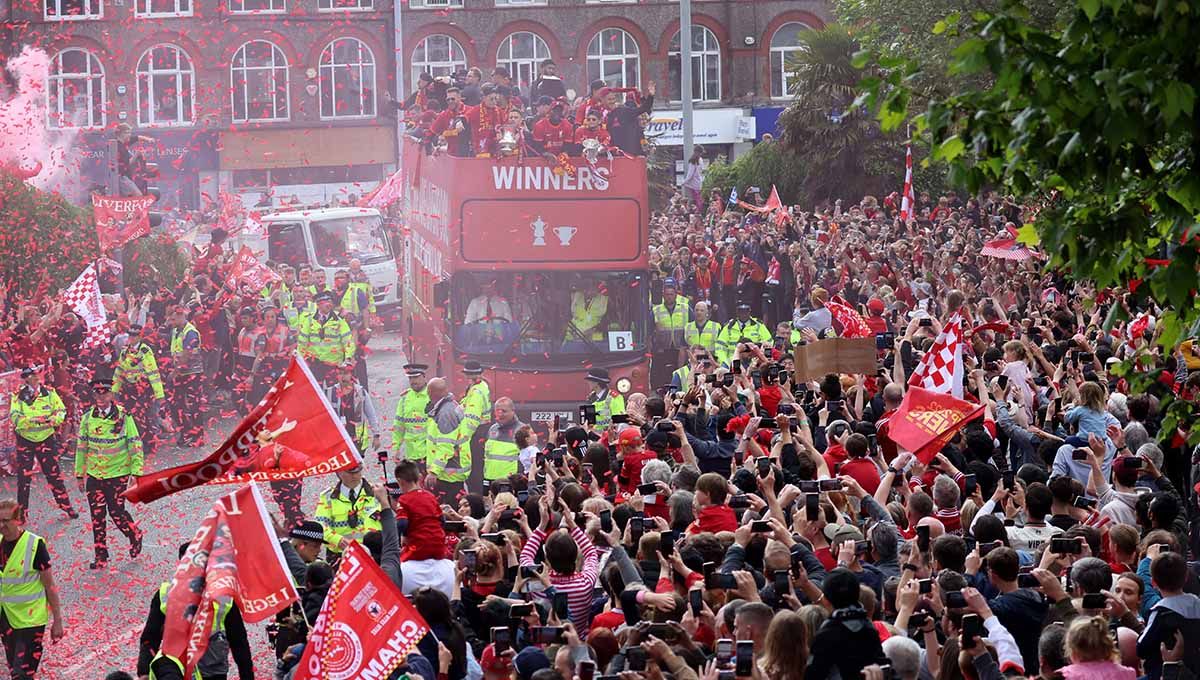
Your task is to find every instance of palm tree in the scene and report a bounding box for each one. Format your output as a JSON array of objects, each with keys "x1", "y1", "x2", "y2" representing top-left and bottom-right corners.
[{"x1": 776, "y1": 24, "x2": 901, "y2": 201}]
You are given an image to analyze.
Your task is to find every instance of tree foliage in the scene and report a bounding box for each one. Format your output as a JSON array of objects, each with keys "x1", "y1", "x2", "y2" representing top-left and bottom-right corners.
[
  {"x1": 0, "y1": 167, "x2": 100, "y2": 297},
  {"x1": 122, "y1": 235, "x2": 190, "y2": 295},
  {"x1": 775, "y1": 25, "x2": 902, "y2": 202},
  {"x1": 701, "y1": 140, "x2": 809, "y2": 207}
]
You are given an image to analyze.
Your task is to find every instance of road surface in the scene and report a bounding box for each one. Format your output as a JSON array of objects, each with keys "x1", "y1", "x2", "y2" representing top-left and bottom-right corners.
[{"x1": 0, "y1": 332, "x2": 413, "y2": 679}]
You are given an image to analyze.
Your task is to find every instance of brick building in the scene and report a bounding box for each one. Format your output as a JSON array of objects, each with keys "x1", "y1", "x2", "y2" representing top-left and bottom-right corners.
[{"x1": 6, "y1": 0, "x2": 400, "y2": 209}]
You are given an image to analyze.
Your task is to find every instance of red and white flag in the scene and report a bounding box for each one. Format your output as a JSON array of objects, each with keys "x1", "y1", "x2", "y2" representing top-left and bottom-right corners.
[
  {"x1": 899, "y1": 145, "x2": 914, "y2": 221},
  {"x1": 228, "y1": 246, "x2": 281, "y2": 291},
  {"x1": 60, "y1": 264, "x2": 110, "y2": 349},
  {"x1": 125, "y1": 355, "x2": 362, "y2": 504},
  {"x1": 360, "y1": 169, "x2": 405, "y2": 209},
  {"x1": 826, "y1": 295, "x2": 873, "y2": 339},
  {"x1": 160, "y1": 485, "x2": 300, "y2": 677},
  {"x1": 908, "y1": 313, "x2": 965, "y2": 398},
  {"x1": 888, "y1": 386, "x2": 984, "y2": 463},
  {"x1": 295, "y1": 542, "x2": 430, "y2": 680},
  {"x1": 93, "y1": 194, "x2": 155, "y2": 251}
]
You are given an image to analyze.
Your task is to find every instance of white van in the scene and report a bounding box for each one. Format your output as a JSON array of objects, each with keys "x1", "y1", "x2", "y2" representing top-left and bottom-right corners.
[{"x1": 234, "y1": 206, "x2": 401, "y2": 322}]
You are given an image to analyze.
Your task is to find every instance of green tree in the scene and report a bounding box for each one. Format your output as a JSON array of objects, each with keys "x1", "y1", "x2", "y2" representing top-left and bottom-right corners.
[
  {"x1": 701, "y1": 140, "x2": 809, "y2": 207},
  {"x1": 0, "y1": 168, "x2": 100, "y2": 296},
  {"x1": 122, "y1": 235, "x2": 189, "y2": 294},
  {"x1": 776, "y1": 25, "x2": 902, "y2": 202}
]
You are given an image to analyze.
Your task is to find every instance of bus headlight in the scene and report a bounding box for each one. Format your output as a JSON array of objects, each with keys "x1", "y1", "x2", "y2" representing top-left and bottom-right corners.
[{"x1": 616, "y1": 377, "x2": 632, "y2": 395}]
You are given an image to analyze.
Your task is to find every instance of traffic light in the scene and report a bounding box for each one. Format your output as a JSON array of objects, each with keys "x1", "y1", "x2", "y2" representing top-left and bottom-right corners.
[{"x1": 140, "y1": 160, "x2": 164, "y2": 228}]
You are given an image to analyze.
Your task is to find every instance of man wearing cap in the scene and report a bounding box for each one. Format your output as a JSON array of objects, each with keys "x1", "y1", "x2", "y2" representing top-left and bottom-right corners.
[
  {"x1": 296, "y1": 290, "x2": 354, "y2": 385},
  {"x1": 684, "y1": 301, "x2": 720, "y2": 357},
  {"x1": 9, "y1": 366, "x2": 76, "y2": 520},
  {"x1": 461, "y1": 361, "x2": 491, "y2": 432},
  {"x1": 423, "y1": 378, "x2": 471, "y2": 499},
  {"x1": 166, "y1": 305, "x2": 204, "y2": 446},
  {"x1": 715, "y1": 304, "x2": 772, "y2": 366},
  {"x1": 393, "y1": 364, "x2": 432, "y2": 469},
  {"x1": 864, "y1": 297, "x2": 891, "y2": 335},
  {"x1": 233, "y1": 306, "x2": 265, "y2": 409},
  {"x1": 615, "y1": 428, "x2": 654, "y2": 495},
  {"x1": 585, "y1": 369, "x2": 625, "y2": 430},
  {"x1": 112, "y1": 324, "x2": 165, "y2": 456},
  {"x1": 326, "y1": 365, "x2": 382, "y2": 455},
  {"x1": 314, "y1": 464, "x2": 381, "y2": 561},
  {"x1": 477, "y1": 397, "x2": 525, "y2": 486},
  {"x1": 75, "y1": 379, "x2": 143, "y2": 568},
  {"x1": 651, "y1": 278, "x2": 691, "y2": 388},
  {"x1": 828, "y1": 522, "x2": 885, "y2": 598}
]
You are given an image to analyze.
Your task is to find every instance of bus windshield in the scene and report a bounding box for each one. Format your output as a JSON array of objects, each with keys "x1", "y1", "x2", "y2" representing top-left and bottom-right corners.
[
  {"x1": 450, "y1": 271, "x2": 649, "y2": 361},
  {"x1": 310, "y1": 216, "x2": 392, "y2": 267}
]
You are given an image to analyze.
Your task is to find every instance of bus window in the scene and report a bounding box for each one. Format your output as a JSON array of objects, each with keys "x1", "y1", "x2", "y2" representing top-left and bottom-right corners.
[
  {"x1": 450, "y1": 271, "x2": 648, "y2": 359},
  {"x1": 311, "y1": 216, "x2": 392, "y2": 267},
  {"x1": 268, "y1": 222, "x2": 307, "y2": 269}
]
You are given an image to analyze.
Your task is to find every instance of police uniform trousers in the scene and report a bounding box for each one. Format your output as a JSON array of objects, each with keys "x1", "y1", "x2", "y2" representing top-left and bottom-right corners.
[
  {"x1": 120, "y1": 383, "x2": 160, "y2": 456},
  {"x1": 0, "y1": 611, "x2": 45, "y2": 680},
  {"x1": 86, "y1": 475, "x2": 140, "y2": 561},
  {"x1": 14, "y1": 435, "x2": 73, "y2": 516},
  {"x1": 170, "y1": 372, "x2": 205, "y2": 445}
]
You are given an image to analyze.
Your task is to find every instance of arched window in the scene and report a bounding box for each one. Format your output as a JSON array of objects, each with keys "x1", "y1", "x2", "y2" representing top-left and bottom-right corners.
[
  {"x1": 231, "y1": 40, "x2": 289, "y2": 122},
  {"x1": 46, "y1": 48, "x2": 105, "y2": 128},
  {"x1": 668, "y1": 25, "x2": 721, "y2": 102},
  {"x1": 410, "y1": 34, "x2": 466, "y2": 86},
  {"x1": 136, "y1": 44, "x2": 194, "y2": 126},
  {"x1": 320, "y1": 37, "x2": 376, "y2": 119},
  {"x1": 496, "y1": 31, "x2": 550, "y2": 91},
  {"x1": 770, "y1": 22, "x2": 811, "y2": 99},
  {"x1": 586, "y1": 28, "x2": 640, "y2": 89}
]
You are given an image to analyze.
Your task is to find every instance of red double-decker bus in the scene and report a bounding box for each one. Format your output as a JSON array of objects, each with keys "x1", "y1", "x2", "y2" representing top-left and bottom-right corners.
[{"x1": 398, "y1": 139, "x2": 651, "y2": 425}]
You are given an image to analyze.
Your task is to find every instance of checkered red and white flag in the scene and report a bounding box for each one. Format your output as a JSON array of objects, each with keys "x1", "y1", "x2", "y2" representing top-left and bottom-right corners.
[
  {"x1": 899, "y1": 145, "x2": 914, "y2": 221},
  {"x1": 908, "y1": 313, "x2": 964, "y2": 398},
  {"x1": 60, "y1": 264, "x2": 110, "y2": 349}
]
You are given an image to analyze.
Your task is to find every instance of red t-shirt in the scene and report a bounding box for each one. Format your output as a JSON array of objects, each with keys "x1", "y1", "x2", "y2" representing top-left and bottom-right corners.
[
  {"x1": 619, "y1": 449, "x2": 655, "y2": 495},
  {"x1": 687, "y1": 505, "x2": 738, "y2": 535},
  {"x1": 822, "y1": 443, "x2": 849, "y2": 472},
  {"x1": 757, "y1": 385, "x2": 783, "y2": 417},
  {"x1": 839, "y1": 457, "x2": 882, "y2": 495},
  {"x1": 532, "y1": 117, "x2": 575, "y2": 152},
  {"x1": 396, "y1": 488, "x2": 447, "y2": 561},
  {"x1": 815, "y1": 546, "x2": 837, "y2": 571}
]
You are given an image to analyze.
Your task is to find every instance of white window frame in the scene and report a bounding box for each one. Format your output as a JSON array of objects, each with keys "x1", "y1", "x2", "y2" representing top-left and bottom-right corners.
[
  {"x1": 584, "y1": 0, "x2": 636, "y2": 4},
  {"x1": 228, "y1": 0, "x2": 284, "y2": 14},
  {"x1": 496, "y1": 31, "x2": 550, "y2": 90},
  {"x1": 770, "y1": 22, "x2": 810, "y2": 100},
  {"x1": 136, "y1": 44, "x2": 196, "y2": 128},
  {"x1": 46, "y1": 48, "x2": 106, "y2": 129},
  {"x1": 668, "y1": 25, "x2": 721, "y2": 103},
  {"x1": 318, "y1": 0, "x2": 371, "y2": 13},
  {"x1": 409, "y1": 0, "x2": 462, "y2": 8},
  {"x1": 43, "y1": 0, "x2": 101, "y2": 20},
  {"x1": 319, "y1": 38, "x2": 377, "y2": 120},
  {"x1": 494, "y1": 0, "x2": 545, "y2": 5},
  {"x1": 135, "y1": 0, "x2": 191, "y2": 18},
  {"x1": 410, "y1": 34, "x2": 467, "y2": 86},
  {"x1": 231, "y1": 40, "x2": 290, "y2": 123},
  {"x1": 586, "y1": 28, "x2": 641, "y2": 90}
]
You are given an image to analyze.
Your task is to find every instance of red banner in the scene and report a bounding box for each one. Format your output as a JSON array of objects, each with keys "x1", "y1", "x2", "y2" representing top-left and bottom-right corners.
[
  {"x1": 229, "y1": 245, "x2": 281, "y2": 291},
  {"x1": 93, "y1": 194, "x2": 155, "y2": 251},
  {"x1": 888, "y1": 386, "x2": 984, "y2": 463},
  {"x1": 295, "y1": 542, "x2": 430, "y2": 680},
  {"x1": 161, "y1": 485, "x2": 299, "y2": 676},
  {"x1": 0, "y1": 370, "x2": 20, "y2": 474},
  {"x1": 125, "y1": 356, "x2": 362, "y2": 504}
]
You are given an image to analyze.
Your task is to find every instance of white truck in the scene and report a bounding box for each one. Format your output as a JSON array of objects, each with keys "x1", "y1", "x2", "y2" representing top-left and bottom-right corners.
[{"x1": 233, "y1": 206, "x2": 401, "y2": 324}]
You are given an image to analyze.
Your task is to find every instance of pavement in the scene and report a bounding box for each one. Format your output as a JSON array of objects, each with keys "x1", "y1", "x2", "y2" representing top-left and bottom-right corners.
[{"x1": 0, "y1": 331, "x2": 412, "y2": 679}]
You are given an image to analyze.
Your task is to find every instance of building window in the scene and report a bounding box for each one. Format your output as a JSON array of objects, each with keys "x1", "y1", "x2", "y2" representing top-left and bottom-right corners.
[
  {"x1": 44, "y1": 0, "x2": 101, "y2": 19},
  {"x1": 771, "y1": 22, "x2": 810, "y2": 99},
  {"x1": 318, "y1": 0, "x2": 370, "y2": 12},
  {"x1": 229, "y1": 0, "x2": 284, "y2": 13},
  {"x1": 136, "y1": 45, "x2": 195, "y2": 127},
  {"x1": 136, "y1": 0, "x2": 190, "y2": 17},
  {"x1": 494, "y1": 0, "x2": 545, "y2": 5},
  {"x1": 668, "y1": 25, "x2": 721, "y2": 102},
  {"x1": 46, "y1": 48, "x2": 105, "y2": 128},
  {"x1": 411, "y1": 34, "x2": 466, "y2": 85},
  {"x1": 496, "y1": 32, "x2": 550, "y2": 91},
  {"x1": 586, "y1": 28, "x2": 640, "y2": 90},
  {"x1": 320, "y1": 38, "x2": 376, "y2": 119},
  {"x1": 409, "y1": 0, "x2": 462, "y2": 6},
  {"x1": 232, "y1": 41, "x2": 289, "y2": 122}
]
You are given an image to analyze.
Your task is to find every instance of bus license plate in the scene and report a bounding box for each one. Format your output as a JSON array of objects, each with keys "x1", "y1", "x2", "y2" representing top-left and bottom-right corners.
[{"x1": 531, "y1": 411, "x2": 572, "y2": 423}]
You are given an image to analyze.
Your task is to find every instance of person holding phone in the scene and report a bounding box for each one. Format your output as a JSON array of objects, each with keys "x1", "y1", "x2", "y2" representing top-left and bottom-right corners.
[
  {"x1": 804, "y1": 569, "x2": 889, "y2": 680},
  {"x1": 518, "y1": 496, "x2": 600, "y2": 633}
]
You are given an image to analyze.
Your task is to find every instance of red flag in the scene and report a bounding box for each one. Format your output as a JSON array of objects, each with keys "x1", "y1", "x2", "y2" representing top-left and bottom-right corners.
[
  {"x1": 826, "y1": 295, "x2": 873, "y2": 338},
  {"x1": 125, "y1": 356, "x2": 362, "y2": 504},
  {"x1": 161, "y1": 485, "x2": 300, "y2": 676},
  {"x1": 229, "y1": 246, "x2": 281, "y2": 291},
  {"x1": 762, "y1": 185, "x2": 783, "y2": 213},
  {"x1": 360, "y1": 168, "x2": 405, "y2": 208},
  {"x1": 888, "y1": 386, "x2": 984, "y2": 463},
  {"x1": 899, "y1": 145, "x2": 914, "y2": 221},
  {"x1": 908, "y1": 313, "x2": 965, "y2": 398},
  {"x1": 295, "y1": 542, "x2": 430, "y2": 680},
  {"x1": 93, "y1": 194, "x2": 155, "y2": 251}
]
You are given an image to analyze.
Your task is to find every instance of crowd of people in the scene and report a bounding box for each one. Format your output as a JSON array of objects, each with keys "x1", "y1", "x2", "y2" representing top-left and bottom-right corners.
[
  {"x1": 399, "y1": 63, "x2": 657, "y2": 160},
  {"x1": 3, "y1": 135, "x2": 1200, "y2": 680}
]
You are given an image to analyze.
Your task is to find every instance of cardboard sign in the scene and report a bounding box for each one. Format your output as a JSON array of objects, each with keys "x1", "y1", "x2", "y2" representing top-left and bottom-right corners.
[{"x1": 793, "y1": 337, "x2": 878, "y2": 382}]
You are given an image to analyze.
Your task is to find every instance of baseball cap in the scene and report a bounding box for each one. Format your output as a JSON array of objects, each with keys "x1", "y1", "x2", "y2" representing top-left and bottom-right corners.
[
  {"x1": 822, "y1": 523, "x2": 863, "y2": 544},
  {"x1": 618, "y1": 428, "x2": 643, "y2": 447}
]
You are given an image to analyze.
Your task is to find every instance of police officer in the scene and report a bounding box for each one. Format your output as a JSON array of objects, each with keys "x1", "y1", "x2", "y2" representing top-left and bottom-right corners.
[
  {"x1": 584, "y1": 368, "x2": 625, "y2": 429},
  {"x1": 461, "y1": 361, "x2": 491, "y2": 432},
  {"x1": 0, "y1": 499, "x2": 66, "y2": 680},
  {"x1": 392, "y1": 363, "x2": 431, "y2": 469},
  {"x1": 684, "y1": 301, "x2": 720, "y2": 357},
  {"x1": 74, "y1": 378, "x2": 143, "y2": 569},
  {"x1": 297, "y1": 291, "x2": 354, "y2": 386},
  {"x1": 423, "y1": 377, "x2": 470, "y2": 500},
  {"x1": 480, "y1": 397, "x2": 525, "y2": 484},
  {"x1": 325, "y1": 365, "x2": 382, "y2": 454},
  {"x1": 334, "y1": 269, "x2": 374, "y2": 389},
  {"x1": 112, "y1": 324, "x2": 166, "y2": 457},
  {"x1": 166, "y1": 305, "x2": 205, "y2": 446},
  {"x1": 8, "y1": 366, "x2": 76, "y2": 520},
  {"x1": 137, "y1": 542, "x2": 255, "y2": 680},
  {"x1": 715, "y1": 303, "x2": 773, "y2": 365},
  {"x1": 313, "y1": 464, "x2": 381, "y2": 561},
  {"x1": 651, "y1": 278, "x2": 691, "y2": 387},
  {"x1": 670, "y1": 345, "x2": 714, "y2": 391}
]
